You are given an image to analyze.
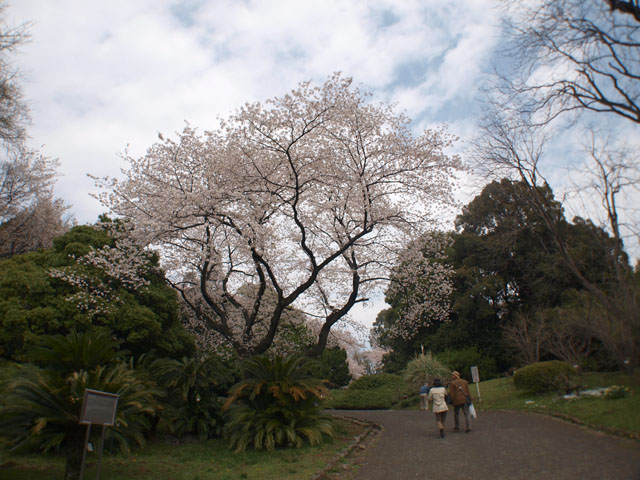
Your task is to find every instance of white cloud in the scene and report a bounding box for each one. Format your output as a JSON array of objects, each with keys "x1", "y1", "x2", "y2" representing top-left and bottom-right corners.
[{"x1": 8, "y1": 0, "x2": 498, "y2": 236}]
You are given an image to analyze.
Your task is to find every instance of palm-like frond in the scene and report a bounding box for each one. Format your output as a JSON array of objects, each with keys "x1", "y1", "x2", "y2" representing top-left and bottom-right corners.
[
  {"x1": 224, "y1": 355, "x2": 333, "y2": 452},
  {"x1": 0, "y1": 330, "x2": 161, "y2": 480},
  {"x1": 0, "y1": 361, "x2": 161, "y2": 455},
  {"x1": 150, "y1": 354, "x2": 230, "y2": 440},
  {"x1": 28, "y1": 330, "x2": 122, "y2": 373},
  {"x1": 225, "y1": 355, "x2": 328, "y2": 409}
]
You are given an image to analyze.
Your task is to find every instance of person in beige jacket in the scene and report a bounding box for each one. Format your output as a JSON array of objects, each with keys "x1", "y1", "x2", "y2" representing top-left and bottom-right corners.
[
  {"x1": 427, "y1": 378, "x2": 449, "y2": 438},
  {"x1": 449, "y1": 370, "x2": 472, "y2": 432}
]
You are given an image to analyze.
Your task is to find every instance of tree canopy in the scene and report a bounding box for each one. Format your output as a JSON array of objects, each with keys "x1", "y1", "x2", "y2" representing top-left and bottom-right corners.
[
  {"x1": 0, "y1": 1, "x2": 29, "y2": 149},
  {"x1": 373, "y1": 178, "x2": 629, "y2": 372},
  {"x1": 0, "y1": 221, "x2": 194, "y2": 361},
  {"x1": 496, "y1": 0, "x2": 640, "y2": 125},
  {"x1": 95, "y1": 74, "x2": 460, "y2": 357}
]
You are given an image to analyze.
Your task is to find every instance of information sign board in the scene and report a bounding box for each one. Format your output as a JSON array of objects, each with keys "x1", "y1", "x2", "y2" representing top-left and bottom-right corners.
[
  {"x1": 79, "y1": 389, "x2": 119, "y2": 426},
  {"x1": 470, "y1": 366, "x2": 480, "y2": 383}
]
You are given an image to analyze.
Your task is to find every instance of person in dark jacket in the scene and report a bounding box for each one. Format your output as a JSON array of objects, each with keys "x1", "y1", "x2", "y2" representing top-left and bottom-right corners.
[{"x1": 448, "y1": 371, "x2": 472, "y2": 432}]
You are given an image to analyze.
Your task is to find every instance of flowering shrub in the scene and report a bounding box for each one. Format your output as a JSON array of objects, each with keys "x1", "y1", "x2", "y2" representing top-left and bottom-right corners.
[{"x1": 604, "y1": 385, "x2": 632, "y2": 399}]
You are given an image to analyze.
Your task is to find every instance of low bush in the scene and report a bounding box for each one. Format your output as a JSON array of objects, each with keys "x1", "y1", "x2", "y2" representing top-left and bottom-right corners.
[
  {"x1": 327, "y1": 386, "x2": 401, "y2": 409},
  {"x1": 348, "y1": 373, "x2": 404, "y2": 391},
  {"x1": 604, "y1": 385, "x2": 632, "y2": 399},
  {"x1": 325, "y1": 373, "x2": 410, "y2": 409},
  {"x1": 513, "y1": 360, "x2": 577, "y2": 393}
]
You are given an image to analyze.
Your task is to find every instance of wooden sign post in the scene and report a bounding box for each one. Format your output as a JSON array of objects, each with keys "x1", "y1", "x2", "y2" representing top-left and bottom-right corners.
[{"x1": 78, "y1": 389, "x2": 119, "y2": 480}]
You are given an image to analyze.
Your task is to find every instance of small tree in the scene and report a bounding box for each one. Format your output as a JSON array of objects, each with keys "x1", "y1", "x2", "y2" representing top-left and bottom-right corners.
[
  {"x1": 382, "y1": 232, "x2": 454, "y2": 342},
  {"x1": 503, "y1": 312, "x2": 549, "y2": 366},
  {"x1": 312, "y1": 346, "x2": 351, "y2": 388}
]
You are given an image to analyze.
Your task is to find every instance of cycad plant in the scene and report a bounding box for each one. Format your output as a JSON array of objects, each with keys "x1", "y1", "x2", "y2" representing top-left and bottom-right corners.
[
  {"x1": 0, "y1": 330, "x2": 161, "y2": 480},
  {"x1": 151, "y1": 354, "x2": 232, "y2": 440},
  {"x1": 223, "y1": 355, "x2": 334, "y2": 453}
]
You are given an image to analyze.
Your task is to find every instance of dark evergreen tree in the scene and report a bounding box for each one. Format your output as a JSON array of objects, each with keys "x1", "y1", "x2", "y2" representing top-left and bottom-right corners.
[
  {"x1": 312, "y1": 346, "x2": 352, "y2": 388},
  {"x1": 0, "y1": 220, "x2": 195, "y2": 361},
  {"x1": 374, "y1": 179, "x2": 623, "y2": 373}
]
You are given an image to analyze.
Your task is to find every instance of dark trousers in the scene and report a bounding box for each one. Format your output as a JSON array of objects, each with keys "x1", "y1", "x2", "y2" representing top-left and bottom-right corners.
[{"x1": 454, "y1": 403, "x2": 471, "y2": 430}]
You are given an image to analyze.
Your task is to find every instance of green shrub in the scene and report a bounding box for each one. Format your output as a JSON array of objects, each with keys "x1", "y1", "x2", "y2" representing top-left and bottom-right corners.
[
  {"x1": 513, "y1": 360, "x2": 577, "y2": 393},
  {"x1": 435, "y1": 347, "x2": 498, "y2": 382},
  {"x1": 348, "y1": 373, "x2": 404, "y2": 391},
  {"x1": 604, "y1": 385, "x2": 632, "y2": 399},
  {"x1": 327, "y1": 386, "x2": 401, "y2": 409},
  {"x1": 325, "y1": 373, "x2": 411, "y2": 409}
]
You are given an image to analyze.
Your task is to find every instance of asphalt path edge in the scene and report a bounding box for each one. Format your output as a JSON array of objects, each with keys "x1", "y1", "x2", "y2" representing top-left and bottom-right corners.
[{"x1": 311, "y1": 415, "x2": 382, "y2": 480}]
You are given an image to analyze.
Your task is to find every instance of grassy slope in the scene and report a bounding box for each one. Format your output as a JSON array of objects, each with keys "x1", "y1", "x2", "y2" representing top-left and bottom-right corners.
[
  {"x1": 0, "y1": 418, "x2": 361, "y2": 480},
  {"x1": 474, "y1": 370, "x2": 640, "y2": 436}
]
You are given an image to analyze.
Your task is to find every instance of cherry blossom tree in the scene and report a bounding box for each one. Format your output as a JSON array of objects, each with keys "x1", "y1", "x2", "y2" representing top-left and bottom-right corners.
[
  {"x1": 0, "y1": 5, "x2": 72, "y2": 257},
  {"x1": 94, "y1": 75, "x2": 460, "y2": 357},
  {"x1": 382, "y1": 232, "x2": 454, "y2": 341},
  {"x1": 351, "y1": 347, "x2": 387, "y2": 378}
]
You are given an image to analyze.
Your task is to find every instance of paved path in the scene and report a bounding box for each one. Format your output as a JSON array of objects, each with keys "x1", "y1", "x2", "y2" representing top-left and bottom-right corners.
[{"x1": 330, "y1": 410, "x2": 640, "y2": 480}]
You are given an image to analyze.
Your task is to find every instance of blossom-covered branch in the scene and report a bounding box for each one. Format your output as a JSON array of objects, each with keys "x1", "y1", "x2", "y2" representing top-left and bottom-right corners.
[{"x1": 93, "y1": 74, "x2": 460, "y2": 357}]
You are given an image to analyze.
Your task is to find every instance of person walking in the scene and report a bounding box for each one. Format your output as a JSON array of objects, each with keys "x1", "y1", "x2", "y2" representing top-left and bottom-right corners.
[
  {"x1": 419, "y1": 383, "x2": 430, "y2": 411},
  {"x1": 427, "y1": 378, "x2": 448, "y2": 438},
  {"x1": 449, "y1": 370, "x2": 472, "y2": 433}
]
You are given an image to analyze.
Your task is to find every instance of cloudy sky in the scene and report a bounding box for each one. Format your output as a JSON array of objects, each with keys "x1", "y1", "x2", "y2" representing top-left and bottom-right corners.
[{"x1": 10, "y1": 0, "x2": 500, "y2": 223}]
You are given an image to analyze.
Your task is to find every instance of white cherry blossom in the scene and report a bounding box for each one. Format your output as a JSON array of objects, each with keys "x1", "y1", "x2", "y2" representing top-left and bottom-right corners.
[{"x1": 93, "y1": 74, "x2": 460, "y2": 356}]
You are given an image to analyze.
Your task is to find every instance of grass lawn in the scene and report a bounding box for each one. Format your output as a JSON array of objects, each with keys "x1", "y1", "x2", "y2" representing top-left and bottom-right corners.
[
  {"x1": 474, "y1": 370, "x2": 640, "y2": 437},
  {"x1": 0, "y1": 418, "x2": 363, "y2": 480}
]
